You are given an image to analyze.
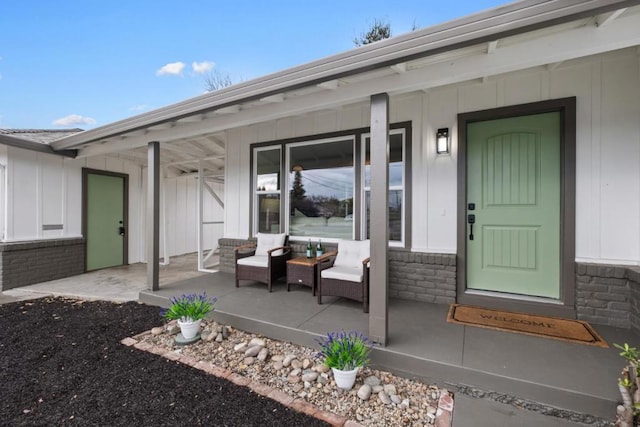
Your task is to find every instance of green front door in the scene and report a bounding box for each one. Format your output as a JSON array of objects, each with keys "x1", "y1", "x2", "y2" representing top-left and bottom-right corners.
[
  {"x1": 466, "y1": 112, "x2": 560, "y2": 299},
  {"x1": 85, "y1": 172, "x2": 127, "y2": 271}
]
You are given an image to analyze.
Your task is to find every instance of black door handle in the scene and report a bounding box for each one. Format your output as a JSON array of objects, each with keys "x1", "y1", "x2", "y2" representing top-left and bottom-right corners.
[
  {"x1": 118, "y1": 226, "x2": 125, "y2": 236},
  {"x1": 467, "y1": 214, "x2": 475, "y2": 240}
]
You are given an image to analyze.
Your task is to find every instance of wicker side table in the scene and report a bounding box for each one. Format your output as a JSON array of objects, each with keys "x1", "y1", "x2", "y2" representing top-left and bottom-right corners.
[{"x1": 286, "y1": 257, "x2": 319, "y2": 295}]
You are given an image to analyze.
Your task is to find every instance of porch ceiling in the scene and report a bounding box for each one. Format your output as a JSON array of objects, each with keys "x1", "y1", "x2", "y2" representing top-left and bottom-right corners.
[{"x1": 50, "y1": 0, "x2": 640, "y2": 181}]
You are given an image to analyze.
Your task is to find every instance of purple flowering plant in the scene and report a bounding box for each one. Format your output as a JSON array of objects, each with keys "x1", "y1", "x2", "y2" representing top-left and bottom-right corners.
[
  {"x1": 161, "y1": 293, "x2": 217, "y2": 322},
  {"x1": 316, "y1": 330, "x2": 372, "y2": 370}
]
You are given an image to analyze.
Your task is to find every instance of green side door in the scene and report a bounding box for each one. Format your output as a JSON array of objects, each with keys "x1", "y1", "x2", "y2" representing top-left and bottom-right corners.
[
  {"x1": 86, "y1": 173, "x2": 126, "y2": 271},
  {"x1": 466, "y1": 112, "x2": 560, "y2": 299}
]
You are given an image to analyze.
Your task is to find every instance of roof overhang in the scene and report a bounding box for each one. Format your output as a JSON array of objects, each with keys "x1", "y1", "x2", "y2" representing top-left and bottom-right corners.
[
  {"x1": 51, "y1": 0, "x2": 640, "y2": 153},
  {"x1": 0, "y1": 134, "x2": 77, "y2": 158}
]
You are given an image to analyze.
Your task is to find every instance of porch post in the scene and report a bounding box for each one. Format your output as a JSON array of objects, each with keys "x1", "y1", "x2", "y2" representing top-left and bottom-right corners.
[
  {"x1": 369, "y1": 93, "x2": 389, "y2": 345},
  {"x1": 147, "y1": 141, "x2": 160, "y2": 291}
]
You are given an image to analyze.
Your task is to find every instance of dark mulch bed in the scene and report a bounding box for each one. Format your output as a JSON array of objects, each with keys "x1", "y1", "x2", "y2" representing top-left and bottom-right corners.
[{"x1": 0, "y1": 297, "x2": 329, "y2": 427}]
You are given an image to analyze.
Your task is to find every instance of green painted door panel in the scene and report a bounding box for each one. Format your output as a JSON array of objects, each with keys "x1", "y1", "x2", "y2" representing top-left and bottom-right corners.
[
  {"x1": 467, "y1": 112, "x2": 560, "y2": 298},
  {"x1": 86, "y1": 173, "x2": 125, "y2": 271}
]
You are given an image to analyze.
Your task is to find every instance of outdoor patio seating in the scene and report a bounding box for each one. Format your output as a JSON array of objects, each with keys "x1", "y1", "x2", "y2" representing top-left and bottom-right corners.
[
  {"x1": 317, "y1": 239, "x2": 370, "y2": 312},
  {"x1": 235, "y1": 233, "x2": 291, "y2": 292}
]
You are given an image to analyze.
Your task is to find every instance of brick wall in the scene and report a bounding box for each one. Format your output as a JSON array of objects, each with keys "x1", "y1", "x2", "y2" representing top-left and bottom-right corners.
[
  {"x1": 389, "y1": 251, "x2": 456, "y2": 304},
  {"x1": 0, "y1": 238, "x2": 85, "y2": 291},
  {"x1": 219, "y1": 238, "x2": 456, "y2": 304},
  {"x1": 628, "y1": 267, "x2": 640, "y2": 334},
  {"x1": 575, "y1": 263, "x2": 634, "y2": 330}
]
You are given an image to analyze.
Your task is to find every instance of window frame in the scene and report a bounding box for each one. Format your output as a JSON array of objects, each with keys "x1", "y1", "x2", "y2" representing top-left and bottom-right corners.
[
  {"x1": 250, "y1": 121, "x2": 411, "y2": 247},
  {"x1": 252, "y1": 145, "x2": 282, "y2": 234}
]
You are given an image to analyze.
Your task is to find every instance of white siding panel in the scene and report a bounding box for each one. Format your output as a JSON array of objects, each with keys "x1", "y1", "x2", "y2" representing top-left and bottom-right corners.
[
  {"x1": 39, "y1": 154, "x2": 64, "y2": 238},
  {"x1": 314, "y1": 111, "x2": 338, "y2": 134},
  {"x1": 599, "y1": 56, "x2": 640, "y2": 261},
  {"x1": 238, "y1": 135, "x2": 252, "y2": 238},
  {"x1": 503, "y1": 71, "x2": 542, "y2": 106},
  {"x1": 458, "y1": 81, "x2": 498, "y2": 113},
  {"x1": 254, "y1": 122, "x2": 276, "y2": 143},
  {"x1": 124, "y1": 162, "x2": 142, "y2": 262},
  {"x1": 9, "y1": 148, "x2": 39, "y2": 239},
  {"x1": 340, "y1": 104, "x2": 367, "y2": 130},
  {"x1": 64, "y1": 158, "x2": 84, "y2": 237},
  {"x1": 276, "y1": 117, "x2": 294, "y2": 140},
  {"x1": 224, "y1": 128, "x2": 244, "y2": 238},
  {"x1": 86, "y1": 156, "x2": 106, "y2": 171},
  {"x1": 105, "y1": 156, "x2": 124, "y2": 173},
  {"x1": 293, "y1": 115, "x2": 314, "y2": 138},
  {"x1": 424, "y1": 88, "x2": 458, "y2": 252},
  {"x1": 164, "y1": 178, "x2": 177, "y2": 258},
  {"x1": 550, "y1": 62, "x2": 596, "y2": 260}
]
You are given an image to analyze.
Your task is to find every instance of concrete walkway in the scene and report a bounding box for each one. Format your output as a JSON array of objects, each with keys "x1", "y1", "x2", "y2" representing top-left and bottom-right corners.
[
  {"x1": 1, "y1": 254, "x2": 633, "y2": 426},
  {"x1": 1, "y1": 253, "x2": 208, "y2": 303}
]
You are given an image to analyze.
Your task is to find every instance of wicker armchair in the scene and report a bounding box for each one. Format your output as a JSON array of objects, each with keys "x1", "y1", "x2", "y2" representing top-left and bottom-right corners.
[
  {"x1": 317, "y1": 239, "x2": 370, "y2": 313},
  {"x1": 235, "y1": 233, "x2": 291, "y2": 292}
]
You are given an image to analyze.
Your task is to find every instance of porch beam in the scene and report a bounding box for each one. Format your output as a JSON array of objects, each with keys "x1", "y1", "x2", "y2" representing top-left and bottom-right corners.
[
  {"x1": 369, "y1": 93, "x2": 389, "y2": 346},
  {"x1": 147, "y1": 141, "x2": 160, "y2": 291}
]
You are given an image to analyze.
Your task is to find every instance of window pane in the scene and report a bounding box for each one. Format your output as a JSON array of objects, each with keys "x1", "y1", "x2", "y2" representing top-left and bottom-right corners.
[
  {"x1": 364, "y1": 133, "x2": 403, "y2": 188},
  {"x1": 257, "y1": 195, "x2": 280, "y2": 233},
  {"x1": 289, "y1": 139, "x2": 354, "y2": 239},
  {"x1": 256, "y1": 148, "x2": 280, "y2": 191},
  {"x1": 365, "y1": 190, "x2": 402, "y2": 242}
]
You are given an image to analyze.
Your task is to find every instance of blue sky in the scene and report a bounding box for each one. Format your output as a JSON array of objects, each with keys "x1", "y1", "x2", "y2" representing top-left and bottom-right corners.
[{"x1": 0, "y1": 0, "x2": 506, "y2": 130}]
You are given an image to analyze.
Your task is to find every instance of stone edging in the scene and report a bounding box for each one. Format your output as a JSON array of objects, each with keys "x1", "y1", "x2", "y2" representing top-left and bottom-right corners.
[{"x1": 122, "y1": 334, "x2": 454, "y2": 427}]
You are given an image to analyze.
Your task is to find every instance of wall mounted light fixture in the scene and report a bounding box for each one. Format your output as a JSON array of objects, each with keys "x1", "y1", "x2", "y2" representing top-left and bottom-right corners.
[{"x1": 436, "y1": 128, "x2": 450, "y2": 155}]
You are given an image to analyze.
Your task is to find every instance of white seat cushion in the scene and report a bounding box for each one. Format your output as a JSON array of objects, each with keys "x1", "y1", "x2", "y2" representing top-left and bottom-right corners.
[
  {"x1": 255, "y1": 233, "x2": 286, "y2": 256},
  {"x1": 334, "y1": 239, "x2": 370, "y2": 268},
  {"x1": 321, "y1": 265, "x2": 363, "y2": 283},
  {"x1": 237, "y1": 255, "x2": 269, "y2": 268}
]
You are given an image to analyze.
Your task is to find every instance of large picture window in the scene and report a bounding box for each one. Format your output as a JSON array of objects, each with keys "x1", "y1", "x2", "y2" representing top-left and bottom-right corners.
[
  {"x1": 252, "y1": 122, "x2": 410, "y2": 245},
  {"x1": 288, "y1": 138, "x2": 354, "y2": 239}
]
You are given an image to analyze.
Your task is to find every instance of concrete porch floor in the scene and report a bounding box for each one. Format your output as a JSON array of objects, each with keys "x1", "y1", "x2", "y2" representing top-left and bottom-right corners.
[
  {"x1": 2, "y1": 253, "x2": 635, "y2": 425},
  {"x1": 139, "y1": 270, "x2": 637, "y2": 425}
]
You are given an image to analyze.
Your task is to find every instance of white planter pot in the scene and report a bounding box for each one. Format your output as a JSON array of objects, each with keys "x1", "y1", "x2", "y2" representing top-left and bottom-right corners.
[
  {"x1": 332, "y1": 367, "x2": 359, "y2": 390},
  {"x1": 177, "y1": 318, "x2": 202, "y2": 339}
]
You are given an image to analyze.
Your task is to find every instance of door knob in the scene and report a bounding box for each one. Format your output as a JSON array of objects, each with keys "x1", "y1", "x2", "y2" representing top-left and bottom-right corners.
[{"x1": 118, "y1": 226, "x2": 126, "y2": 236}]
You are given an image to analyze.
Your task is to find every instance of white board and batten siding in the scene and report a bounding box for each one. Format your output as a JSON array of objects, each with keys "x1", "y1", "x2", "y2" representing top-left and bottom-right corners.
[
  {"x1": 2, "y1": 148, "x2": 222, "y2": 264},
  {"x1": 224, "y1": 47, "x2": 640, "y2": 265}
]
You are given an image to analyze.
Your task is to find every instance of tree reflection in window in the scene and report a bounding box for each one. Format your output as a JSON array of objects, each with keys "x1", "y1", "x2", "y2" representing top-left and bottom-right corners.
[{"x1": 289, "y1": 139, "x2": 354, "y2": 239}]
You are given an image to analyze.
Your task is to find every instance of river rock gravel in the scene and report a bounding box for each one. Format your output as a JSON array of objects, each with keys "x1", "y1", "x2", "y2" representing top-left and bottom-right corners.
[{"x1": 138, "y1": 318, "x2": 453, "y2": 426}]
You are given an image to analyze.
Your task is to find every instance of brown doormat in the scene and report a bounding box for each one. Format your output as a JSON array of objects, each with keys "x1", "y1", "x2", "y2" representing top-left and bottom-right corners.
[{"x1": 447, "y1": 304, "x2": 608, "y2": 347}]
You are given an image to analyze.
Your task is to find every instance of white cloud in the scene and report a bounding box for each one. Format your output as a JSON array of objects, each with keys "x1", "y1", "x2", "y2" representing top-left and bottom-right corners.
[
  {"x1": 53, "y1": 114, "x2": 97, "y2": 127},
  {"x1": 156, "y1": 61, "x2": 185, "y2": 76},
  {"x1": 129, "y1": 104, "x2": 148, "y2": 112},
  {"x1": 192, "y1": 61, "x2": 214, "y2": 74}
]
